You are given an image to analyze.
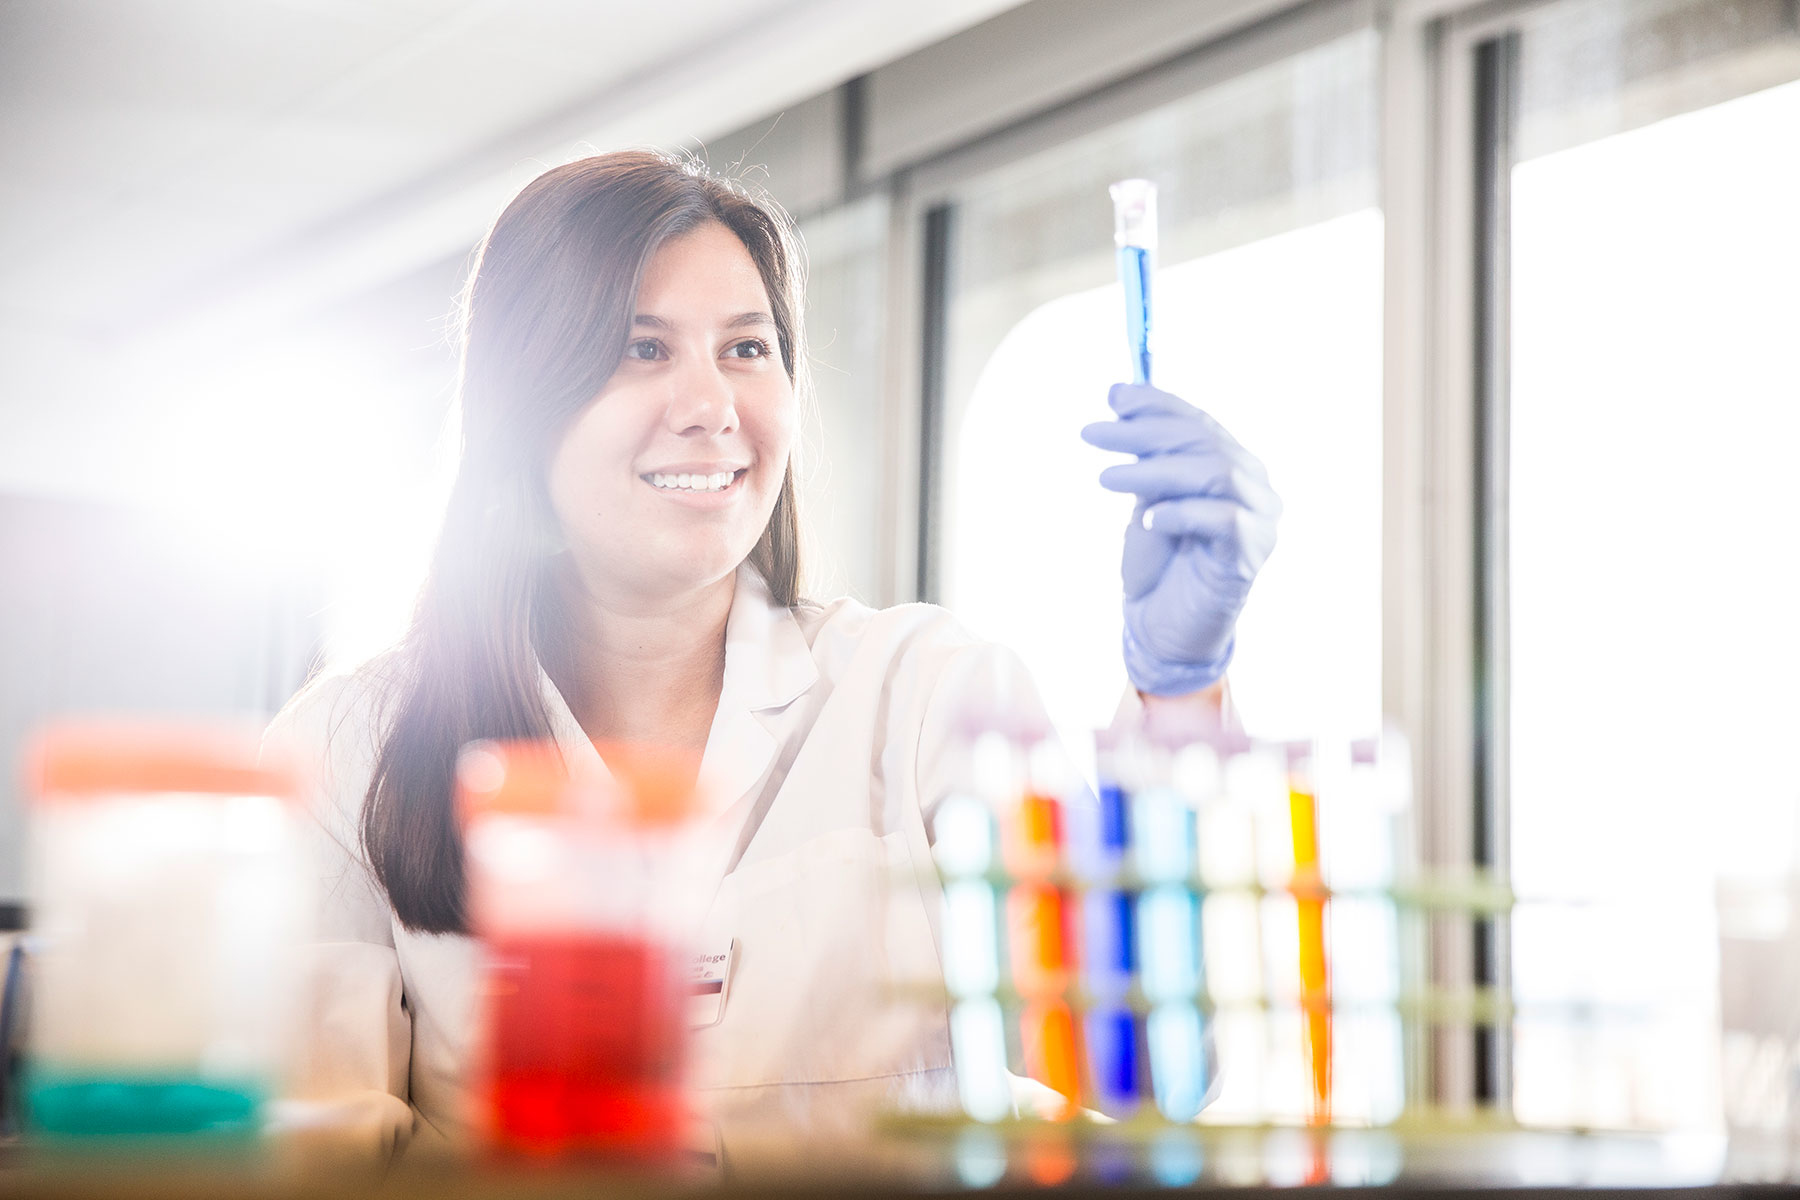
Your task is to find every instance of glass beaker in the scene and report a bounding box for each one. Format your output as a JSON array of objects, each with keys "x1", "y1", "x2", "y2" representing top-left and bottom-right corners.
[{"x1": 458, "y1": 739, "x2": 701, "y2": 1160}]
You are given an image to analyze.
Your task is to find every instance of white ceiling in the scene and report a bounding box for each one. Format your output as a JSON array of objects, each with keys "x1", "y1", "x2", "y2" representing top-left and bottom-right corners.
[{"x1": 0, "y1": 0, "x2": 1031, "y2": 342}]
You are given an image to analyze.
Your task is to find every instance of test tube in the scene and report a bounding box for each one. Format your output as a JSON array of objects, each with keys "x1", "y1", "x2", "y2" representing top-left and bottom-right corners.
[
  {"x1": 951, "y1": 999, "x2": 1012, "y2": 1123},
  {"x1": 934, "y1": 789, "x2": 1010, "y2": 1121},
  {"x1": 1288, "y1": 749, "x2": 1332, "y2": 1127},
  {"x1": 1084, "y1": 746, "x2": 1143, "y2": 1115},
  {"x1": 1110, "y1": 178, "x2": 1157, "y2": 385},
  {"x1": 1020, "y1": 999, "x2": 1082, "y2": 1120},
  {"x1": 935, "y1": 792, "x2": 1002, "y2": 1000},
  {"x1": 1004, "y1": 738, "x2": 1081, "y2": 1115},
  {"x1": 1136, "y1": 744, "x2": 1209, "y2": 1122}
]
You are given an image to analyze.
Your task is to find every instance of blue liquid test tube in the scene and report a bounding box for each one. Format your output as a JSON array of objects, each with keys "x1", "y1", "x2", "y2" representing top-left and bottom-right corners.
[
  {"x1": 1110, "y1": 179, "x2": 1157, "y2": 385},
  {"x1": 1133, "y1": 782, "x2": 1209, "y2": 1122},
  {"x1": 1085, "y1": 771, "x2": 1147, "y2": 1116},
  {"x1": 1148, "y1": 1002, "x2": 1211, "y2": 1122}
]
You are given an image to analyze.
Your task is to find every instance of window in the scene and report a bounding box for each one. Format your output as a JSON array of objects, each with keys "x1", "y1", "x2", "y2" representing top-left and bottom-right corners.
[
  {"x1": 1502, "y1": 0, "x2": 1800, "y2": 1130},
  {"x1": 934, "y1": 30, "x2": 1383, "y2": 758}
]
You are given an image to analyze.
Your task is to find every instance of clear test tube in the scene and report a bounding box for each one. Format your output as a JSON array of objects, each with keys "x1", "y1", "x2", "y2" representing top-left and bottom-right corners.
[
  {"x1": 1110, "y1": 178, "x2": 1157, "y2": 385},
  {"x1": 933, "y1": 788, "x2": 1011, "y2": 1122}
]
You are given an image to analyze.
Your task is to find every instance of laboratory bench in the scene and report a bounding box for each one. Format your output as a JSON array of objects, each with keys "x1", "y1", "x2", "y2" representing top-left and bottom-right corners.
[{"x1": 3, "y1": 1123, "x2": 1797, "y2": 1198}]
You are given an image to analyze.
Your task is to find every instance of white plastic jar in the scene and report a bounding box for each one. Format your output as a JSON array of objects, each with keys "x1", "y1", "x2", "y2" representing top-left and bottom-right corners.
[{"x1": 25, "y1": 721, "x2": 306, "y2": 1139}]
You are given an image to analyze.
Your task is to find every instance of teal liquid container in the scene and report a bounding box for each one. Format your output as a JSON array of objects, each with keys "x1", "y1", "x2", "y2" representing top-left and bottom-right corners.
[{"x1": 24, "y1": 722, "x2": 307, "y2": 1142}]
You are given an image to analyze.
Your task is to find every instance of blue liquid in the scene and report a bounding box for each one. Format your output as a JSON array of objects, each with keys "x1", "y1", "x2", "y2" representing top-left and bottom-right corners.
[
  {"x1": 1086, "y1": 1007, "x2": 1147, "y2": 1116},
  {"x1": 1118, "y1": 244, "x2": 1153, "y2": 385},
  {"x1": 1098, "y1": 781, "x2": 1130, "y2": 862},
  {"x1": 1147, "y1": 1003, "x2": 1210, "y2": 1121},
  {"x1": 1137, "y1": 884, "x2": 1201, "y2": 1002},
  {"x1": 1132, "y1": 786, "x2": 1195, "y2": 884},
  {"x1": 1083, "y1": 887, "x2": 1137, "y2": 988},
  {"x1": 27, "y1": 1069, "x2": 263, "y2": 1138}
]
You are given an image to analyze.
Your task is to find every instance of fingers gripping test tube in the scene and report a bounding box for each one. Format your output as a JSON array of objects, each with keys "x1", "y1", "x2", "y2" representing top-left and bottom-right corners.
[{"x1": 1110, "y1": 179, "x2": 1156, "y2": 385}]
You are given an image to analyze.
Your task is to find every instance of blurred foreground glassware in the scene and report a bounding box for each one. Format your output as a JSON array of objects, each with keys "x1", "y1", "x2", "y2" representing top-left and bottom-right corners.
[
  {"x1": 24, "y1": 721, "x2": 306, "y2": 1140},
  {"x1": 458, "y1": 739, "x2": 702, "y2": 1161}
]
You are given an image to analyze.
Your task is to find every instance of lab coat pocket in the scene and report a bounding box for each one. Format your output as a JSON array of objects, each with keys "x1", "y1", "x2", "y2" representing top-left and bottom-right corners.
[{"x1": 690, "y1": 827, "x2": 950, "y2": 1090}]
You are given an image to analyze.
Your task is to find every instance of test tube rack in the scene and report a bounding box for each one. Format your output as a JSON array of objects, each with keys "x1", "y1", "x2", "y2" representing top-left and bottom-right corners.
[{"x1": 900, "y1": 719, "x2": 1535, "y2": 1144}]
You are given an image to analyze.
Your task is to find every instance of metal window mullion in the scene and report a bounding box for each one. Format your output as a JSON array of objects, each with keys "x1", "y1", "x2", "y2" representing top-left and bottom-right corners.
[
  {"x1": 877, "y1": 174, "x2": 926, "y2": 609},
  {"x1": 914, "y1": 203, "x2": 955, "y2": 607},
  {"x1": 1471, "y1": 28, "x2": 1518, "y2": 1111},
  {"x1": 1378, "y1": 3, "x2": 1443, "y2": 1114},
  {"x1": 1382, "y1": 0, "x2": 1516, "y2": 1113}
]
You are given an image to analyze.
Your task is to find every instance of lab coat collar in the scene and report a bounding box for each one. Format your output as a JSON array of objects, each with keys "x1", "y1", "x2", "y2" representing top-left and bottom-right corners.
[
  {"x1": 535, "y1": 564, "x2": 818, "y2": 818},
  {"x1": 721, "y1": 563, "x2": 817, "y2": 714}
]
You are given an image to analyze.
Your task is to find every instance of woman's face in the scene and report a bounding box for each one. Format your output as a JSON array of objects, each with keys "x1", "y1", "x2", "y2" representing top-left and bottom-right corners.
[{"x1": 548, "y1": 221, "x2": 797, "y2": 606}]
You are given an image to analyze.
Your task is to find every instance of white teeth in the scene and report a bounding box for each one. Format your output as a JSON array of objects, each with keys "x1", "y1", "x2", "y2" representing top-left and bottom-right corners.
[{"x1": 648, "y1": 471, "x2": 735, "y2": 493}]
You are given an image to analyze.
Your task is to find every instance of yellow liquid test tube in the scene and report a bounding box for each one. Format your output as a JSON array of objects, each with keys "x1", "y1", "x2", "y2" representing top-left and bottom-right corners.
[{"x1": 1289, "y1": 774, "x2": 1332, "y2": 1127}]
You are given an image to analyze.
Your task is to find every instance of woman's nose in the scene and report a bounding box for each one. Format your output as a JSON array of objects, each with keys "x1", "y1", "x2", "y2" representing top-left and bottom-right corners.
[{"x1": 665, "y1": 356, "x2": 739, "y2": 436}]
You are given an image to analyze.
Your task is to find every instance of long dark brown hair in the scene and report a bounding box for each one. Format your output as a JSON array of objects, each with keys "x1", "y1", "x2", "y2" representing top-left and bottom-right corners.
[{"x1": 365, "y1": 151, "x2": 806, "y2": 934}]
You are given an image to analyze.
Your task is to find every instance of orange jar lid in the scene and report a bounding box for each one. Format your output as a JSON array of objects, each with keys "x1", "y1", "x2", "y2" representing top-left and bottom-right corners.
[
  {"x1": 457, "y1": 739, "x2": 698, "y2": 827},
  {"x1": 593, "y1": 740, "x2": 699, "y2": 827},
  {"x1": 456, "y1": 739, "x2": 573, "y2": 822},
  {"x1": 27, "y1": 719, "x2": 298, "y2": 804}
]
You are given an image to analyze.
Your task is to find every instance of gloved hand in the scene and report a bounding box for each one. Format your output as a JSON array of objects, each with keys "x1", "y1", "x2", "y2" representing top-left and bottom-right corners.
[{"x1": 1080, "y1": 383, "x2": 1281, "y2": 696}]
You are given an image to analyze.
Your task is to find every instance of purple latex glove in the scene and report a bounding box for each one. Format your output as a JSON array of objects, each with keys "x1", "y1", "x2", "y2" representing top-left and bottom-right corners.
[{"x1": 1080, "y1": 383, "x2": 1282, "y2": 696}]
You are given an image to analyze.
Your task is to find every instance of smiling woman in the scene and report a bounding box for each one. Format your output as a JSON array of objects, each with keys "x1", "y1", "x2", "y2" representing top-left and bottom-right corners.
[
  {"x1": 361, "y1": 156, "x2": 806, "y2": 935},
  {"x1": 547, "y1": 223, "x2": 797, "y2": 614},
  {"x1": 262, "y1": 149, "x2": 1281, "y2": 1160}
]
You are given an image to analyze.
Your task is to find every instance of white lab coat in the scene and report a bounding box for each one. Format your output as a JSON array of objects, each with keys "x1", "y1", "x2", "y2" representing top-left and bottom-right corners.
[{"x1": 265, "y1": 564, "x2": 1071, "y2": 1160}]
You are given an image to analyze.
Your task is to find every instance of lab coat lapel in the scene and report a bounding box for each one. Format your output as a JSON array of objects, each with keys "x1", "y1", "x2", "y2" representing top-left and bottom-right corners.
[
  {"x1": 695, "y1": 566, "x2": 817, "y2": 824},
  {"x1": 539, "y1": 667, "x2": 608, "y2": 780}
]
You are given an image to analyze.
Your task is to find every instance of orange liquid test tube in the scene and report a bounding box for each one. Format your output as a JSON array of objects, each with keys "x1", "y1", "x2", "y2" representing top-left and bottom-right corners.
[
  {"x1": 1004, "y1": 784, "x2": 1080, "y2": 1117},
  {"x1": 1289, "y1": 775, "x2": 1332, "y2": 1129},
  {"x1": 1007, "y1": 882, "x2": 1073, "y2": 998},
  {"x1": 1003, "y1": 790, "x2": 1064, "y2": 879},
  {"x1": 1019, "y1": 999, "x2": 1082, "y2": 1121}
]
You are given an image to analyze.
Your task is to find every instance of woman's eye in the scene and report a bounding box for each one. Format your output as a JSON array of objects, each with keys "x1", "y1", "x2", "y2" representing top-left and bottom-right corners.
[
  {"x1": 626, "y1": 338, "x2": 663, "y2": 361},
  {"x1": 726, "y1": 337, "x2": 773, "y2": 360}
]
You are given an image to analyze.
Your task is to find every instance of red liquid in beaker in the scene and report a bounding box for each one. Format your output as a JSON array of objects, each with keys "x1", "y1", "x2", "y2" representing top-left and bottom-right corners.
[{"x1": 481, "y1": 932, "x2": 686, "y2": 1159}]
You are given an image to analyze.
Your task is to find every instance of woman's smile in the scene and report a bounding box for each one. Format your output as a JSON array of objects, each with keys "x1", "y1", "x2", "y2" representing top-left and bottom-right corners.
[{"x1": 639, "y1": 464, "x2": 750, "y2": 505}]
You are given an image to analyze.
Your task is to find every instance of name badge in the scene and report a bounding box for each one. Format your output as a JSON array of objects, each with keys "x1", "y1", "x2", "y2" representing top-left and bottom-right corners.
[{"x1": 687, "y1": 938, "x2": 737, "y2": 1029}]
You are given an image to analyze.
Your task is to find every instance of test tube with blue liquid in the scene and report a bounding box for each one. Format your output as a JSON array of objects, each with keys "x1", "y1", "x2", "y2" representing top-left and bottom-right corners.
[
  {"x1": 1137, "y1": 743, "x2": 1212, "y2": 1121},
  {"x1": 1085, "y1": 735, "x2": 1145, "y2": 1117},
  {"x1": 1111, "y1": 179, "x2": 1156, "y2": 385}
]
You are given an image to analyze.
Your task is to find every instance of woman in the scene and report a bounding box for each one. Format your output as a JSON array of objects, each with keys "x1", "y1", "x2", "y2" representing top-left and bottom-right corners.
[{"x1": 267, "y1": 151, "x2": 1279, "y2": 1158}]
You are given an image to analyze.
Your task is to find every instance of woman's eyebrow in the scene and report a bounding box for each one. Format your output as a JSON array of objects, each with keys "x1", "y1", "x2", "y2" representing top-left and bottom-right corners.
[{"x1": 631, "y1": 312, "x2": 775, "y2": 330}]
